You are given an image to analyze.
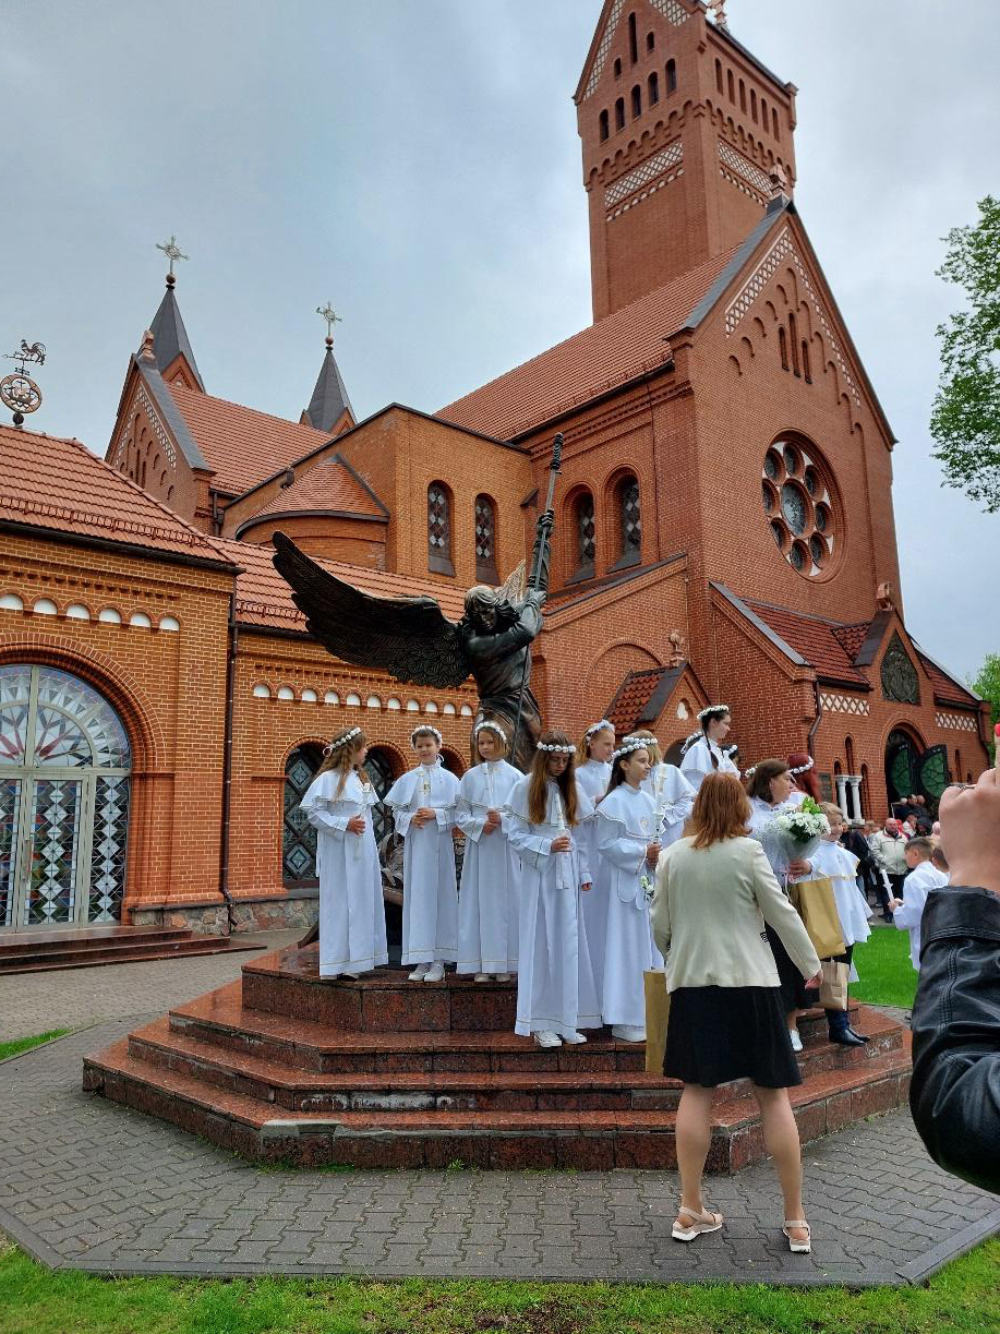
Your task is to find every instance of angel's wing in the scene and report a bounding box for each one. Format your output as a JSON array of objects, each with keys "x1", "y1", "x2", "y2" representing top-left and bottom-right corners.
[
  {"x1": 272, "y1": 532, "x2": 469, "y2": 689},
  {"x1": 496, "y1": 559, "x2": 526, "y2": 606}
]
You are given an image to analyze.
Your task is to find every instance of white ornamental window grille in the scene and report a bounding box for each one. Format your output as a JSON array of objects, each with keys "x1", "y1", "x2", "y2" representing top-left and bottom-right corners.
[
  {"x1": 819, "y1": 692, "x2": 871, "y2": 717},
  {"x1": 934, "y1": 712, "x2": 978, "y2": 732}
]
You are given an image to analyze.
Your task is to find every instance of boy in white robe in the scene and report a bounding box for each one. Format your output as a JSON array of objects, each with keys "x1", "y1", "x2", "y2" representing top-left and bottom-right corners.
[
  {"x1": 631, "y1": 729, "x2": 695, "y2": 847},
  {"x1": 456, "y1": 720, "x2": 521, "y2": 980},
  {"x1": 679, "y1": 705, "x2": 739, "y2": 793},
  {"x1": 596, "y1": 735, "x2": 663, "y2": 1041},
  {"x1": 575, "y1": 719, "x2": 615, "y2": 1000},
  {"x1": 890, "y1": 836, "x2": 950, "y2": 969},
  {"x1": 385, "y1": 725, "x2": 460, "y2": 982},
  {"x1": 506, "y1": 730, "x2": 600, "y2": 1048},
  {"x1": 300, "y1": 726, "x2": 388, "y2": 980}
]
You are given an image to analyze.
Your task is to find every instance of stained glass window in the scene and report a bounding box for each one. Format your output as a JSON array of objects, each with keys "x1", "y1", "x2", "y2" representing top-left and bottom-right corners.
[
  {"x1": 364, "y1": 748, "x2": 396, "y2": 851},
  {"x1": 475, "y1": 494, "x2": 498, "y2": 584},
  {"x1": 618, "y1": 478, "x2": 641, "y2": 565},
  {"x1": 283, "y1": 746, "x2": 322, "y2": 884},
  {"x1": 428, "y1": 483, "x2": 454, "y2": 575},
  {"x1": 575, "y1": 493, "x2": 596, "y2": 576},
  {"x1": 762, "y1": 440, "x2": 838, "y2": 580}
]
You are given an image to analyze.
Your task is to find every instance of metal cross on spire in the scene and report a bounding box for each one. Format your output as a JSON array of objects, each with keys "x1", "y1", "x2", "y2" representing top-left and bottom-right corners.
[
  {"x1": 316, "y1": 302, "x2": 343, "y2": 345},
  {"x1": 156, "y1": 235, "x2": 189, "y2": 283}
]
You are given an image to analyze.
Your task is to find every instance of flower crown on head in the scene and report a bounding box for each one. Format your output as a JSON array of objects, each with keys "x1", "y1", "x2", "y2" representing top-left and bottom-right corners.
[
  {"x1": 743, "y1": 764, "x2": 758, "y2": 780},
  {"x1": 585, "y1": 719, "x2": 614, "y2": 739},
  {"x1": 410, "y1": 724, "x2": 443, "y2": 747},
  {"x1": 612, "y1": 735, "x2": 650, "y2": 763},
  {"x1": 537, "y1": 741, "x2": 576, "y2": 754},
  {"x1": 323, "y1": 726, "x2": 362, "y2": 757},
  {"x1": 697, "y1": 704, "x2": 730, "y2": 721},
  {"x1": 788, "y1": 756, "x2": 814, "y2": 777},
  {"x1": 474, "y1": 719, "x2": 507, "y2": 744}
]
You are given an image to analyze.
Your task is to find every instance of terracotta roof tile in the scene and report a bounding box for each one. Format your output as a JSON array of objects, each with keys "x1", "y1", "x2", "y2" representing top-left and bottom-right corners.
[
  {"x1": 241, "y1": 454, "x2": 386, "y2": 525},
  {"x1": 744, "y1": 600, "x2": 868, "y2": 685},
  {"x1": 0, "y1": 424, "x2": 235, "y2": 566},
  {"x1": 607, "y1": 667, "x2": 669, "y2": 734},
  {"x1": 221, "y1": 539, "x2": 467, "y2": 633},
  {"x1": 917, "y1": 653, "x2": 979, "y2": 709},
  {"x1": 437, "y1": 247, "x2": 743, "y2": 440},
  {"x1": 831, "y1": 622, "x2": 870, "y2": 661},
  {"x1": 168, "y1": 384, "x2": 333, "y2": 497}
]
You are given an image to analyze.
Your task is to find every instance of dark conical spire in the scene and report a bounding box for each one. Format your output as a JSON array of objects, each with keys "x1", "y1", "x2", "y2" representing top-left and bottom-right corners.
[
  {"x1": 305, "y1": 337, "x2": 354, "y2": 433},
  {"x1": 147, "y1": 274, "x2": 205, "y2": 391}
]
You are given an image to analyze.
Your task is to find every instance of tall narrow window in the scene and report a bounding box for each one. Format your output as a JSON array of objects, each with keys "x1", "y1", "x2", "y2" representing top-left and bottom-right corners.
[
  {"x1": 789, "y1": 314, "x2": 800, "y2": 376},
  {"x1": 283, "y1": 745, "x2": 322, "y2": 885},
  {"x1": 739, "y1": 78, "x2": 747, "y2": 112},
  {"x1": 628, "y1": 11, "x2": 638, "y2": 63},
  {"x1": 715, "y1": 58, "x2": 723, "y2": 93},
  {"x1": 617, "y1": 477, "x2": 642, "y2": 567},
  {"x1": 801, "y1": 340, "x2": 812, "y2": 383},
  {"x1": 761, "y1": 97, "x2": 769, "y2": 130},
  {"x1": 666, "y1": 58, "x2": 677, "y2": 93},
  {"x1": 751, "y1": 89, "x2": 758, "y2": 122},
  {"x1": 648, "y1": 71, "x2": 659, "y2": 105},
  {"x1": 772, "y1": 107, "x2": 780, "y2": 139},
  {"x1": 647, "y1": 31, "x2": 655, "y2": 52},
  {"x1": 615, "y1": 97, "x2": 625, "y2": 131},
  {"x1": 727, "y1": 69, "x2": 735, "y2": 102},
  {"x1": 599, "y1": 108, "x2": 610, "y2": 141},
  {"x1": 427, "y1": 482, "x2": 454, "y2": 575},
  {"x1": 474, "y1": 494, "x2": 498, "y2": 584},
  {"x1": 614, "y1": 57, "x2": 622, "y2": 79},
  {"x1": 573, "y1": 492, "x2": 596, "y2": 580},
  {"x1": 631, "y1": 84, "x2": 642, "y2": 118},
  {"x1": 779, "y1": 326, "x2": 789, "y2": 371}
]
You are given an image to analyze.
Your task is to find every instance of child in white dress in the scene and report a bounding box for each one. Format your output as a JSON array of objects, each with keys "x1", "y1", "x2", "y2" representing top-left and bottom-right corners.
[
  {"x1": 385, "y1": 725, "x2": 460, "y2": 982},
  {"x1": 631, "y1": 729, "x2": 695, "y2": 847},
  {"x1": 299, "y1": 726, "x2": 388, "y2": 980},
  {"x1": 679, "y1": 705, "x2": 739, "y2": 793},
  {"x1": 596, "y1": 735, "x2": 663, "y2": 1042},
  {"x1": 575, "y1": 719, "x2": 615, "y2": 999},
  {"x1": 506, "y1": 730, "x2": 601, "y2": 1048},
  {"x1": 456, "y1": 719, "x2": 521, "y2": 982}
]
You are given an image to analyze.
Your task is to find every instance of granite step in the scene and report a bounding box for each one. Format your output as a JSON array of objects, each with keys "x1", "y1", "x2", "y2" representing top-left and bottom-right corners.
[
  {"x1": 0, "y1": 924, "x2": 193, "y2": 956},
  {"x1": 0, "y1": 936, "x2": 266, "y2": 975},
  {"x1": 82, "y1": 1035, "x2": 912, "y2": 1172}
]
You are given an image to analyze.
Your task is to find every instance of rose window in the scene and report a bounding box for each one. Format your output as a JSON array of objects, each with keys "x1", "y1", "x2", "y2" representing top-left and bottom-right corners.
[{"x1": 762, "y1": 440, "x2": 838, "y2": 578}]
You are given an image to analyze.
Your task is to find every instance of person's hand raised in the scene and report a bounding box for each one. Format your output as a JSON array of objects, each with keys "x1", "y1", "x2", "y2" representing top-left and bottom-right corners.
[{"x1": 940, "y1": 768, "x2": 1000, "y2": 894}]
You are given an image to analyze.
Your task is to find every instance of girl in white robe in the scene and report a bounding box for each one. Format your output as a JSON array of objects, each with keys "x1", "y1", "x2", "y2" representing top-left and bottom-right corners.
[
  {"x1": 596, "y1": 736, "x2": 663, "y2": 1041},
  {"x1": 299, "y1": 726, "x2": 388, "y2": 979},
  {"x1": 575, "y1": 719, "x2": 615, "y2": 1000},
  {"x1": 385, "y1": 725, "x2": 460, "y2": 982},
  {"x1": 630, "y1": 729, "x2": 695, "y2": 847},
  {"x1": 679, "y1": 705, "x2": 739, "y2": 793},
  {"x1": 456, "y1": 719, "x2": 521, "y2": 980},
  {"x1": 506, "y1": 730, "x2": 601, "y2": 1048}
]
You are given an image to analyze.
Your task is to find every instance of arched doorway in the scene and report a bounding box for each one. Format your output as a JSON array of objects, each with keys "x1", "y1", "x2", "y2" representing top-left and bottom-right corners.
[
  {"x1": 282, "y1": 745, "x2": 323, "y2": 886},
  {"x1": 0, "y1": 665, "x2": 132, "y2": 930},
  {"x1": 885, "y1": 727, "x2": 949, "y2": 815}
]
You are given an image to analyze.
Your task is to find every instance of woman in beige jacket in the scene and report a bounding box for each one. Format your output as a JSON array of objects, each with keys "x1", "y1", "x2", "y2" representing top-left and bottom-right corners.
[{"x1": 651, "y1": 773, "x2": 822, "y2": 1253}]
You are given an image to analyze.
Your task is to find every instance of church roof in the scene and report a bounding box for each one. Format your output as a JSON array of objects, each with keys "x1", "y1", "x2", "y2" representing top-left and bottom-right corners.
[
  {"x1": 304, "y1": 345, "x2": 354, "y2": 433},
  {"x1": 222, "y1": 538, "x2": 467, "y2": 633},
  {"x1": 436, "y1": 243, "x2": 747, "y2": 440},
  {"x1": 236, "y1": 453, "x2": 388, "y2": 531},
  {"x1": 148, "y1": 285, "x2": 205, "y2": 391},
  {"x1": 915, "y1": 651, "x2": 980, "y2": 710},
  {"x1": 0, "y1": 423, "x2": 235, "y2": 568},
  {"x1": 167, "y1": 383, "x2": 333, "y2": 497},
  {"x1": 606, "y1": 665, "x2": 685, "y2": 735},
  {"x1": 738, "y1": 596, "x2": 869, "y2": 687}
]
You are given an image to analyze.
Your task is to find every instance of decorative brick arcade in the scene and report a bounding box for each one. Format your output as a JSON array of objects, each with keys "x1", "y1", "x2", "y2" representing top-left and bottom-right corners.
[{"x1": 83, "y1": 945, "x2": 911, "y2": 1172}]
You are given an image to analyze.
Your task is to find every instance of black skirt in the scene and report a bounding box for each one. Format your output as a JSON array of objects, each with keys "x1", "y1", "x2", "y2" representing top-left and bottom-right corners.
[
  {"x1": 663, "y1": 985, "x2": 802, "y2": 1089},
  {"x1": 766, "y1": 923, "x2": 819, "y2": 1014}
]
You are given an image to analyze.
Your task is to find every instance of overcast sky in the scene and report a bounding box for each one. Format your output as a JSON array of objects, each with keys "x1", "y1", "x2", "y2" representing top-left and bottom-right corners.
[{"x1": 2, "y1": 1, "x2": 997, "y2": 681}]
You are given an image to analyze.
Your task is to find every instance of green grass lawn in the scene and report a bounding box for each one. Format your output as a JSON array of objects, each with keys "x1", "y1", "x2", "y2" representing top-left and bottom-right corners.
[
  {"x1": 851, "y1": 926, "x2": 919, "y2": 1009},
  {"x1": 0, "y1": 1030, "x2": 69, "y2": 1062},
  {"x1": 1, "y1": 1236, "x2": 998, "y2": 1334}
]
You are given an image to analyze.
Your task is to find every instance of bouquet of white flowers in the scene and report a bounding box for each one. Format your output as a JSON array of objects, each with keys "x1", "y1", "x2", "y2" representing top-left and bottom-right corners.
[{"x1": 769, "y1": 796, "x2": 830, "y2": 868}]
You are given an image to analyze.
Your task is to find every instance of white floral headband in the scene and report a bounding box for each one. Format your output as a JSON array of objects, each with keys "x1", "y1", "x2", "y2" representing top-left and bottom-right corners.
[
  {"x1": 585, "y1": 719, "x2": 614, "y2": 739},
  {"x1": 613, "y1": 736, "x2": 649, "y2": 762},
  {"x1": 474, "y1": 719, "x2": 508, "y2": 744},
  {"x1": 789, "y1": 757, "x2": 814, "y2": 776},
  {"x1": 743, "y1": 765, "x2": 758, "y2": 780},
  {"x1": 537, "y1": 741, "x2": 576, "y2": 754},
  {"x1": 410, "y1": 725, "x2": 443, "y2": 747},
  {"x1": 697, "y1": 704, "x2": 730, "y2": 721},
  {"x1": 323, "y1": 727, "x2": 362, "y2": 757}
]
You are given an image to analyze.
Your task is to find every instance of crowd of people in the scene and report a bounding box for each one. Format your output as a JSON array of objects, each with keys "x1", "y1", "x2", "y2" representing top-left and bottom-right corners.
[{"x1": 299, "y1": 705, "x2": 981, "y2": 1249}]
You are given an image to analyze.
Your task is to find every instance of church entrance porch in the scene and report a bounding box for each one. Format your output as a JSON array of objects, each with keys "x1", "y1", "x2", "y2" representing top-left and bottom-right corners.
[
  {"x1": 0, "y1": 665, "x2": 131, "y2": 932},
  {"x1": 884, "y1": 727, "x2": 950, "y2": 816}
]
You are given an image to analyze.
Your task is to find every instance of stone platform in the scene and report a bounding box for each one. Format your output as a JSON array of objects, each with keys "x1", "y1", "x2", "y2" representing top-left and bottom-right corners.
[{"x1": 82, "y1": 943, "x2": 911, "y2": 1172}]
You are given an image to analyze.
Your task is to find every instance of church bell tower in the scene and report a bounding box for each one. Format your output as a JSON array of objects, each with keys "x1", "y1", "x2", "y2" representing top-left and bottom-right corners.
[{"x1": 576, "y1": 0, "x2": 798, "y2": 320}]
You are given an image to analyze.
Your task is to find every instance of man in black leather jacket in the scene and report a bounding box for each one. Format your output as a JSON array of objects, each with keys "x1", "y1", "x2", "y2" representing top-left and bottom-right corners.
[{"x1": 909, "y1": 766, "x2": 1000, "y2": 1195}]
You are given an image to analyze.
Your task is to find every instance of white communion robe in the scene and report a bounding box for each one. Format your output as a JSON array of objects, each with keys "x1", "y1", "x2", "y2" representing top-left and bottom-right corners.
[
  {"x1": 575, "y1": 759, "x2": 612, "y2": 999},
  {"x1": 806, "y1": 840, "x2": 873, "y2": 949},
  {"x1": 300, "y1": 770, "x2": 388, "y2": 979},
  {"x1": 893, "y1": 861, "x2": 950, "y2": 970},
  {"x1": 596, "y1": 783, "x2": 663, "y2": 1029},
  {"x1": 455, "y1": 759, "x2": 522, "y2": 975},
  {"x1": 506, "y1": 777, "x2": 602, "y2": 1039},
  {"x1": 680, "y1": 736, "x2": 740, "y2": 793},
  {"x1": 385, "y1": 760, "x2": 460, "y2": 966},
  {"x1": 641, "y1": 762, "x2": 696, "y2": 847}
]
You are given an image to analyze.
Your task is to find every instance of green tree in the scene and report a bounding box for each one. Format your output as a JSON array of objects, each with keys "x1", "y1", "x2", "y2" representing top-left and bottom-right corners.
[
  {"x1": 930, "y1": 196, "x2": 1000, "y2": 511},
  {"x1": 970, "y1": 651, "x2": 1000, "y2": 763}
]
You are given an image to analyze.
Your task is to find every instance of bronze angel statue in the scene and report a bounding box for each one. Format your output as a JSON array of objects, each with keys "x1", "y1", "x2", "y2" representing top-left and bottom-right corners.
[{"x1": 272, "y1": 508, "x2": 554, "y2": 772}]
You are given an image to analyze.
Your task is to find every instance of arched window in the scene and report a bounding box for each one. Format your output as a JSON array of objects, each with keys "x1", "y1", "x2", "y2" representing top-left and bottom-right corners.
[
  {"x1": 778, "y1": 325, "x2": 789, "y2": 371},
  {"x1": 860, "y1": 763, "x2": 870, "y2": 819},
  {"x1": 761, "y1": 97, "x2": 769, "y2": 130},
  {"x1": 283, "y1": 745, "x2": 323, "y2": 885},
  {"x1": 631, "y1": 84, "x2": 642, "y2": 118},
  {"x1": 599, "y1": 108, "x2": 610, "y2": 141},
  {"x1": 739, "y1": 79, "x2": 747, "y2": 112},
  {"x1": 772, "y1": 107, "x2": 780, "y2": 139},
  {"x1": 474, "y1": 494, "x2": 498, "y2": 584},
  {"x1": 628, "y1": 11, "x2": 638, "y2": 63},
  {"x1": 845, "y1": 737, "x2": 856, "y2": 773},
  {"x1": 802, "y1": 340, "x2": 812, "y2": 384},
  {"x1": 615, "y1": 97, "x2": 625, "y2": 131},
  {"x1": 789, "y1": 314, "x2": 801, "y2": 376},
  {"x1": 666, "y1": 58, "x2": 677, "y2": 93},
  {"x1": 648, "y1": 72, "x2": 659, "y2": 105},
  {"x1": 571, "y1": 491, "x2": 596, "y2": 581},
  {"x1": 751, "y1": 89, "x2": 758, "y2": 123},
  {"x1": 615, "y1": 476, "x2": 642, "y2": 568},
  {"x1": 613, "y1": 57, "x2": 622, "y2": 79},
  {"x1": 727, "y1": 69, "x2": 735, "y2": 102},
  {"x1": 715, "y1": 58, "x2": 723, "y2": 93},
  {"x1": 427, "y1": 481, "x2": 454, "y2": 575},
  {"x1": 647, "y1": 31, "x2": 655, "y2": 52}
]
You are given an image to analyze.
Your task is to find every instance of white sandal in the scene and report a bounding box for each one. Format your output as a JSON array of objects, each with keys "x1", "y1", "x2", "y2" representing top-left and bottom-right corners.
[
  {"x1": 671, "y1": 1205, "x2": 724, "y2": 1242},
  {"x1": 782, "y1": 1219, "x2": 812, "y2": 1253}
]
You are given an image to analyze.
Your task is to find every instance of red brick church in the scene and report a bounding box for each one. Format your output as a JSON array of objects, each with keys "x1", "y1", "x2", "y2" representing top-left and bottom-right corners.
[{"x1": 0, "y1": 0, "x2": 988, "y2": 937}]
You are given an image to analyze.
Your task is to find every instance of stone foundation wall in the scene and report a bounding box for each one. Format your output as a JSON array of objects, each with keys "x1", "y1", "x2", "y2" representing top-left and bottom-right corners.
[{"x1": 131, "y1": 893, "x2": 318, "y2": 935}]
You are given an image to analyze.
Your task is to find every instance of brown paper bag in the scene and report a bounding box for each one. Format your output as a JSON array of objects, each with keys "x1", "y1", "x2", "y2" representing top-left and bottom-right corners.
[
  {"x1": 788, "y1": 875, "x2": 845, "y2": 959},
  {"x1": 644, "y1": 969, "x2": 671, "y2": 1075},
  {"x1": 819, "y1": 959, "x2": 849, "y2": 1010}
]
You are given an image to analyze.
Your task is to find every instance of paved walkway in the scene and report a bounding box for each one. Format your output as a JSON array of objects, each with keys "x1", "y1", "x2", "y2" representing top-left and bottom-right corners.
[{"x1": 1, "y1": 938, "x2": 998, "y2": 1286}]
